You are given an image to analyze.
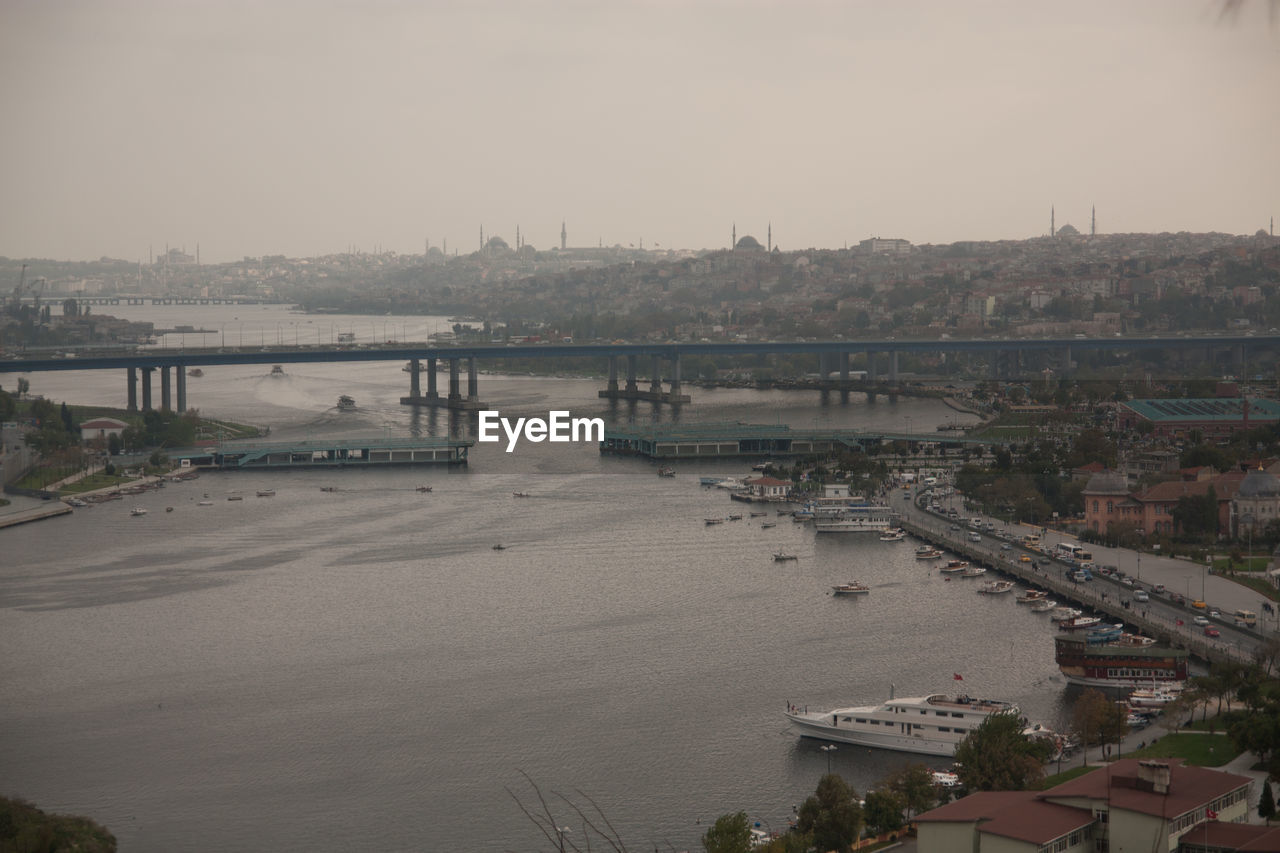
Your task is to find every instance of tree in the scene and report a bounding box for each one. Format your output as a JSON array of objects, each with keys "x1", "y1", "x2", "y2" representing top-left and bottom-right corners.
[
  {"x1": 954, "y1": 712, "x2": 1053, "y2": 791},
  {"x1": 702, "y1": 811, "x2": 752, "y2": 853},
  {"x1": 883, "y1": 763, "x2": 936, "y2": 819},
  {"x1": 1072, "y1": 689, "x2": 1128, "y2": 765},
  {"x1": 107, "y1": 433, "x2": 122, "y2": 456},
  {"x1": 1260, "y1": 780, "x2": 1276, "y2": 824},
  {"x1": 16, "y1": 377, "x2": 29, "y2": 398},
  {"x1": 861, "y1": 789, "x2": 905, "y2": 836},
  {"x1": 795, "y1": 773, "x2": 862, "y2": 853}
]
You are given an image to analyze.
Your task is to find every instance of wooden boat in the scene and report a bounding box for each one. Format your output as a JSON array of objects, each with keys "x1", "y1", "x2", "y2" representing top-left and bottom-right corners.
[
  {"x1": 760, "y1": 521, "x2": 777, "y2": 529},
  {"x1": 705, "y1": 517, "x2": 724, "y2": 525},
  {"x1": 772, "y1": 552, "x2": 798, "y2": 562},
  {"x1": 939, "y1": 560, "x2": 969, "y2": 574},
  {"x1": 959, "y1": 566, "x2": 987, "y2": 577},
  {"x1": 915, "y1": 546, "x2": 944, "y2": 560},
  {"x1": 1015, "y1": 590, "x2": 1049, "y2": 604},
  {"x1": 977, "y1": 580, "x2": 1014, "y2": 594},
  {"x1": 513, "y1": 491, "x2": 531, "y2": 498},
  {"x1": 256, "y1": 489, "x2": 276, "y2": 497},
  {"x1": 831, "y1": 581, "x2": 870, "y2": 595}
]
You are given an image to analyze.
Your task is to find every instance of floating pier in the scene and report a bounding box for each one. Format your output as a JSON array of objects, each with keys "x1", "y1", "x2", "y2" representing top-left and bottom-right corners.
[{"x1": 168, "y1": 436, "x2": 472, "y2": 469}]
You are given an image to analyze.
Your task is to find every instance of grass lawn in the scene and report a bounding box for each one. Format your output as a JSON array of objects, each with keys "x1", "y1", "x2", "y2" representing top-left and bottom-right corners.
[
  {"x1": 61, "y1": 471, "x2": 138, "y2": 493},
  {"x1": 1124, "y1": 733, "x2": 1240, "y2": 767}
]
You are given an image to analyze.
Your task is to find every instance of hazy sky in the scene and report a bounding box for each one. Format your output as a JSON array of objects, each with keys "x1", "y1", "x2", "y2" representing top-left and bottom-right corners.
[{"x1": 2, "y1": 0, "x2": 1277, "y2": 263}]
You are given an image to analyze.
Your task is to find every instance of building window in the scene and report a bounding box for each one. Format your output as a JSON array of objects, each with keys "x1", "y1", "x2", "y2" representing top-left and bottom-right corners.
[
  {"x1": 1107, "y1": 501, "x2": 1114, "y2": 513},
  {"x1": 1093, "y1": 500, "x2": 1099, "y2": 512}
]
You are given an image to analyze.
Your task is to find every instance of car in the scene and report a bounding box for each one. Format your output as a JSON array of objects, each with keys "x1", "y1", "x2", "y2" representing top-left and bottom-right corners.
[
  {"x1": 1000, "y1": 543, "x2": 1012, "y2": 550},
  {"x1": 968, "y1": 533, "x2": 982, "y2": 543},
  {"x1": 1204, "y1": 627, "x2": 1221, "y2": 638},
  {"x1": 1171, "y1": 593, "x2": 1186, "y2": 606},
  {"x1": 1121, "y1": 577, "x2": 1135, "y2": 587},
  {"x1": 1134, "y1": 590, "x2": 1150, "y2": 602},
  {"x1": 1019, "y1": 555, "x2": 1032, "y2": 563},
  {"x1": 1192, "y1": 600, "x2": 1207, "y2": 610},
  {"x1": 1153, "y1": 583, "x2": 1165, "y2": 594},
  {"x1": 1209, "y1": 609, "x2": 1220, "y2": 619},
  {"x1": 1193, "y1": 615, "x2": 1210, "y2": 626}
]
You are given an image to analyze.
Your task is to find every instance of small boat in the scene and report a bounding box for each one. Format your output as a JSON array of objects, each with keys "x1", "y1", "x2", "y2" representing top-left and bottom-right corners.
[
  {"x1": 831, "y1": 581, "x2": 870, "y2": 595},
  {"x1": 773, "y1": 552, "x2": 798, "y2": 561},
  {"x1": 197, "y1": 500, "x2": 213, "y2": 506},
  {"x1": 512, "y1": 491, "x2": 531, "y2": 498},
  {"x1": 727, "y1": 513, "x2": 743, "y2": 521},
  {"x1": 337, "y1": 395, "x2": 356, "y2": 410},
  {"x1": 939, "y1": 560, "x2": 969, "y2": 574},
  {"x1": 705, "y1": 517, "x2": 724, "y2": 525},
  {"x1": 977, "y1": 580, "x2": 1014, "y2": 594},
  {"x1": 878, "y1": 528, "x2": 907, "y2": 542},
  {"x1": 959, "y1": 566, "x2": 987, "y2": 578},
  {"x1": 760, "y1": 521, "x2": 776, "y2": 529},
  {"x1": 270, "y1": 364, "x2": 285, "y2": 376},
  {"x1": 1128, "y1": 686, "x2": 1183, "y2": 708},
  {"x1": 416, "y1": 486, "x2": 433, "y2": 493},
  {"x1": 752, "y1": 462, "x2": 768, "y2": 471},
  {"x1": 1058, "y1": 615, "x2": 1103, "y2": 631},
  {"x1": 1049, "y1": 607, "x2": 1082, "y2": 622},
  {"x1": 165, "y1": 506, "x2": 174, "y2": 513},
  {"x1": 1015, "y1": 590, "x2": 1049, "y2": 604},
  {"x1": 187, "y1": 368, "x2": 203, "y2": 377},
  {"x1": 699, "y1": 476, "x2": 727, "y2": 486},
  {"x1": 657, "y1": 467, "x2": 676, "y2": 477},
  {"x1": 227, "y1": 494, "x2": 244, "y2": 501},
  {"x1": 1030, "y1": 599, "x2": 1057, "y2": 613},
  {"x1": 130, "y1": 507, "x2": 147, "y2": 516},
  {"x1": 750, "y1": 511, "x2": 768, "y2": 517},
  {"x1": 320, "y1": 486, "x2": 339, "y2": 492},
  {"x1": 492, "y1": 544, "x2": 506, "y2": 551},
  {"x1": 256, "y1": 489, "x2": 276, "y2": 497},
  {"x1": 915, "y1": 546, "x2": 944, "y2": 560}
]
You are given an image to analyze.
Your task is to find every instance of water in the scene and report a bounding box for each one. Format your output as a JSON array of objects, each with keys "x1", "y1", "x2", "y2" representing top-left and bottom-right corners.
[{"x1": 2, "y1": 307, "x2": 1074, "y2": 851}]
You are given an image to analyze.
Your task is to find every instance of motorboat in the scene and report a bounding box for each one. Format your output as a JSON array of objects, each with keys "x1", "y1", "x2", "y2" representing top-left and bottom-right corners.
[
  {"x1": 270, "y1": 364, "x2": 285, "y2": 376},
  {"x1": 1030, "y1": 599, "x2": 1057, "y2": 613},
  {"x1": 1049, "y1": 607, "x2": 1082, "y2": 622},
  {"x1": 337, "y1": 395, "x2": 356, "y2": 410},
  {"x1": 727, "y1": 513, "x2": 743, "y2": 521},
  {"x1": 959, "y1": 566, "x2": 987, "y2": 578},
  {"x1": 416, "y1": 486, "x2": 433, "y2": 493},
  {"x1": 977, "y1": 580, "x2": 1014, "y2": 594},
  {"x1": 657, "y1": 467, "x2": 676, "y2": 477},
  {"x1": 878, "y1": 528, "x2": 907, "y2": 542},
  {"x1": 786, "y1": 692, "x2": 1020, "y2": 757},
  {"x1": 939, "y1": 560, "x2": 969, "y2": 574},
  {"x1": 915, "y1": 546, "x2": 944, "y2": 560},
  {"x1": 513, "y1": 491, "x2": 531, "y2": 498},
  {"x1": 130, "y1": 507, "x2": 147, "y2": 516},
  {"x1": 831, "y1": 581, "x2": 870, "y2": 595},
  {"x1": 256, "y1": 489, "x2": 276, "y2": 497},
  {"x1": 1057, "y1": 615, "x2": 1103, "y2": 631},
  {"x1": 760, "y1": 521, "x2": 776, "y2": 529},
  {"x1": 1015, "y1": 590, "x2": 1049, "y2": 604},
  {"x1": 772, "y1": 552, "x2": 798, "y2": 562},
  {"x1": 705, "y1": 517, "x2": 724, "y2": 525},
  {"x1": 187, "y1": 368, "x2": 203, "y2": 377},
  {"x1": 492, "y1": 544, "x2": 506, "y2": 551},
  {"x1": 197, "y1": 500, "x2": 213, "y2": 506}
]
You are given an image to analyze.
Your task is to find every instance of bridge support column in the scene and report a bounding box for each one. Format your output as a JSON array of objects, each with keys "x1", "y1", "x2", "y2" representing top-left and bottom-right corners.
[
  {"x1": 1061, "y1": 346, "x2": 1072, "y2": 372},
  {"x1": 625, "y1": 355, "x2": 638, "y2": 392},
  {"x1": 607, "y1": 356, "x2": 619, "y2": 393},
  {"x1": 448, "y1": 358, "x2": 461, "y2": 403},
  {"x1": 127, "y1": 367, "x2": 138, "y2": 412},
  {"x1": 839, "y1": 352, "x2": 849, "y2": 383},
  {"x1": 426, "y1": 358, "x2": 438, "y2": 399},
  {"x1": 649, "y1": 355, "x2": 662, "y2": 394},
  {"x1": 409, "y1": 358, "x2": 421, "y2": 397},
  {"x1": 467, "y1": 357, "x2": 479, "y2": 402},
  {"x1": 141, "y1": 367, "x2": 153, "y2": 411},
  {"x1": 889, "y1": 351, "x2": 899, "y2": 384},
  {"x1": 669, "y1": 355, "x2": 682, "y2": 399},
  {"x1": 160, "y1": 366, "x2": 172, "y2": 411},
  {"x1": 865, "y1": 350, "x2": 877, "y2": 381},
  {"x1": 989, "y1": 350, "x2": 1000, "y2": 380},
  {"x1": 176, "y1": 366, "x2": 187, "y2": 412}
]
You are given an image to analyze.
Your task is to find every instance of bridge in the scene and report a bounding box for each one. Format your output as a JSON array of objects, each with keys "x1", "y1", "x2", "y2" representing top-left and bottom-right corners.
[{"x1": 1, "y1": 334, "x2": 1275, "y2": 414}]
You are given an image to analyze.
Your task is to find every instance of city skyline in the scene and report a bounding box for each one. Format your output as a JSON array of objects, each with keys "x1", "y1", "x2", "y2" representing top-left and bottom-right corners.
[{"x1": 2, "y1": 0, "x2": 1277, "y2": 264}]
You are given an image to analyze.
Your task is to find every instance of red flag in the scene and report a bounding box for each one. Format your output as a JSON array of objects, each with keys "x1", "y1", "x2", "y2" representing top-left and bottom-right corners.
[
  {"x1": 1206, "y1": 808, "x2": 1218, "y2": 820},
  {"x1": 953, "y1": 673, "x2": 963, "y2": 681}
]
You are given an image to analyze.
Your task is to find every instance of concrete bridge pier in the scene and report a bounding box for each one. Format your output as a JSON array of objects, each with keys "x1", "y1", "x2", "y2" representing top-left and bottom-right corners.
[
  {"x1": 127, "y1": 367, "x2": 138, "y2": 412},
  {"x1": 625, "y1": 355, "x2": 638, "y2": 393},
  {"x1": 399, "y1": 356, "x2": 452, "y2": 408},
  {"x1": 669, "y1": 355, "x2": 683, "y2": 402},
  {"x1": 409, "y1": 358, "x2": 421, "y2": 397},
  {"x1": 889, "y1": 351, "x2": 899, "y2": 384},
  {"x1": 1061, "y1": 346, "x2": 1072, "y2": 373},
  {"x1": 649, "y1": 355, "x2": 662, "y2": 395},
  {"x1": 839, "y1": 352, "x2": 850, "y2": 383},
  {"x1": 176, "y1": 366, "x2": 187, "y2": 412},
  {"x1": 141, "y1": 367, "x2": 153, "y2": 411},
  {"x1": 606, "y1": 356, "x2": 619, "y2": 393},
  {"x1": 467, "y1": 357, "x2": 479, "y2": 403},
  {"x1": 865, "y1": 350, "x2": 877, "y2": 381},
  {"x1": 427, "y1": 357, "x2": 438, "y2": 400},
  {"x1": 161, "y1": 366, "x2": 172, "y2": 411},
  {"x1": 448, "y1": 358, "x2": 461, "y2": 404}
]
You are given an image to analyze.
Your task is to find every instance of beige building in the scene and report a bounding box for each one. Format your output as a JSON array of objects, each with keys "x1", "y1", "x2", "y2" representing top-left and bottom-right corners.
[{"x1": 916, "y1": 759, "x2": 1255, "y2": 852}]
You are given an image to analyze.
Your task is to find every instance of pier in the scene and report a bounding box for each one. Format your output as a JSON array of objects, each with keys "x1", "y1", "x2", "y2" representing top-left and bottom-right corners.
[
  {"x1": 600, "y1": 422, "x2": 998, "y2": 460},
  {"x1": 167, "y1": 436, "x2": 472, "y2": 469}
]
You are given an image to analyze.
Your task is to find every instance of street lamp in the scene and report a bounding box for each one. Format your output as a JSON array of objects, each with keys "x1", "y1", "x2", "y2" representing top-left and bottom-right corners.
[
  {"x1": 555, "y1": 826, "x2": 571, "y2": 853},
  {"x1": 820, "y1": 743, "x2": 837, "y2": 775}
]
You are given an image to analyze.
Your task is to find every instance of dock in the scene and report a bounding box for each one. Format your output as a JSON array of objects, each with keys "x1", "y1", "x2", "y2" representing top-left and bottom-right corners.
[{"x1": 167, "y1": 436, "x2": 473, "y2": 470}]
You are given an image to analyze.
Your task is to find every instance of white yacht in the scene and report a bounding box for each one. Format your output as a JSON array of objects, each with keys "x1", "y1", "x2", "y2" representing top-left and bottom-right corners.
[{"x1": 786, "y1": 691, "x2": 1020, "y2": 757}]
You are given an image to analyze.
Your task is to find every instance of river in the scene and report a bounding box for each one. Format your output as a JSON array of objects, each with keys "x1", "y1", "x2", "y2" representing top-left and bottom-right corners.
[{"x1": 1, "y1": 306, "x2": 1077, "y2": 851}]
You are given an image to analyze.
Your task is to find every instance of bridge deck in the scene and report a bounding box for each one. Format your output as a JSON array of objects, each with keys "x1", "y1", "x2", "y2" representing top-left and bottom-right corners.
[{"x1": 169, "y1": 436, "x2": 472, "y2": 469}]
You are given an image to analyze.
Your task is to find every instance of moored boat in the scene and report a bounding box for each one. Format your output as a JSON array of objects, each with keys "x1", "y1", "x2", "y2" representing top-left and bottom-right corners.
[
  {"x1": 915, "y1": 546, "x2": 944, "y2": 560},
  {"x1": 786, "y1": 692, "x2": 1021, "y2": 757},
  {"x1": 1055, "y1": 634, "x2": 1188, "y2": 689},
  {"x1": 959, "y1": 566, "x2": 987, "y2": 578},
  {"x1": 1058, "y1": 615, "x2": 1103, "y2": 631},
  {"x1": 977, "y1": 580, "x2": 1013, "y2": 594},
  {"x1": 831, "y1": 581, "x2": 870, "y2": 595},
  {"x1": 705, "y1": 517, "x2": 724, "y2": 525},
  {"x1": 1030, "y1": 599, "x2": 1057, "y2": 613},
  {"x1": 878, "y1": 528, "x2": 907, "y2": 542},
  {"x1": 1015, "y1": 590, "x2": 1049, "y2": 604},
  {"x1": 939, "y1": 560, "x2": 969, "y2": 574},
  {"x1": 1049, "y1": 607, "x2": 1082, "y2": 622}
]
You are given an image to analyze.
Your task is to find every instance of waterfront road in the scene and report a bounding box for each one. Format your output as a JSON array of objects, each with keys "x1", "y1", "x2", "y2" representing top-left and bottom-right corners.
[{"x1": 893, "y1": 483, "x2": 1278, "y2": 668}]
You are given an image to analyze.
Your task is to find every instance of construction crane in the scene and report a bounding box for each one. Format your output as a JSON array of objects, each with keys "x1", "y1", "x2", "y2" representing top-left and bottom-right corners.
[{"x1": 9, "y1": 263, "x2": 26, "y2": 310}]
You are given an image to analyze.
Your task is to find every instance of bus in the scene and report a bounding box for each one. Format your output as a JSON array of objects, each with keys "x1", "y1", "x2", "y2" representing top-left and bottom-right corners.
[
  {"x1": 1021, "y1": 534, "x2": 1041, "y2": 550},
  {"x1": 1234, "y1": 609, "x2": 1257, "y2": 628},
  {"x1": 1056, "y1": 542, "x2": 1093, "y2": 562}
]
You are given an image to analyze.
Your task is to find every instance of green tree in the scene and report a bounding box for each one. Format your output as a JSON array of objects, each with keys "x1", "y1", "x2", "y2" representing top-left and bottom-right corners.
[
  {"x1": 1259, "y1": 780, "x2": 1275, "y2": 824},
  {"x1": 953, "y1": 712, "x2": 1051, "y2": 790},
  {"x1": 795, "y1": 773, "x2": 863, "y2": 853},
  {"x1": 702, "y1": 811, "x2": 752, "y2": 853},
  {"x1": 861, "y1": 789, "x2": 905, "y2": 835},
  {"x1": 107, "y1": 433, "x2": 122, "y2": 456},
  {"x1": 0, "y1": 388, "x2": 15, "y2": 422},
  {"x1": 1072, "y1": 689, "x2": 1129, "y2": 764},
  {"x1": 883, "y1": 763, "x2": 936, "y2": 819}
]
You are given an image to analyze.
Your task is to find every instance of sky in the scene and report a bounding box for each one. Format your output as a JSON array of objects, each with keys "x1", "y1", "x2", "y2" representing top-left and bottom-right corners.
[{"x1": 1, "y1": 0, "x2": 1277, "y2": 264}]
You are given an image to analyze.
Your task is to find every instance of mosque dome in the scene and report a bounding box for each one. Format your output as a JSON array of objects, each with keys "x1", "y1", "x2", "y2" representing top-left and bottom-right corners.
[
  {"x1": 1238, "y1": 467, "x2": 1280, "y2": 497},
  {"x1": 485, "y1": 236, "x2": 510, "y2": 251},
  {"x1": 1055, "y1": 223, "x2": 1080, "y2": 237},
  {"x1": 735, "y1": 235, "x2": 763, "y2": 250}
]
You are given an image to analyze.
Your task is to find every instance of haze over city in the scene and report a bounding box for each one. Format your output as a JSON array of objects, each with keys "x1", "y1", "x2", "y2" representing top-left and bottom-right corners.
[{"x1": 1, "y1": 0, "x2": 1277, "y2": 264}]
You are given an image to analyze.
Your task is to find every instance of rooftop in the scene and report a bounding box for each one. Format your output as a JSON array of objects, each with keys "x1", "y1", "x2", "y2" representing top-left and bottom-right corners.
[{"x1": 1123, "y1": 397, "x2": 1280, "y2": 423}]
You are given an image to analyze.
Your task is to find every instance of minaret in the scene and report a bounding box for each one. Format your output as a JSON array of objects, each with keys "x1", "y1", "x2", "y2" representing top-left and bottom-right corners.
[
  {"x1": 768, "y1": 222, "x2": 772, "y2": 252},
  {"x1": 516, "y1": 224, "x2": 520, "y2": 249},
  {"x1": 732, "y1": 223, "x2": 736, "y2": 250},
  {"x1": 1091, "y1": 205, "x2": 1096, "y2": 237},
  {"x1": 1051, "y1": 206, "x2": 1056, "y2": 238},
  {"x1": 561, "y1": 220, "x2": 567, "y2": 250},
  {"x1": 480, "y1": 225, "x2": 484, "y2": 250}
]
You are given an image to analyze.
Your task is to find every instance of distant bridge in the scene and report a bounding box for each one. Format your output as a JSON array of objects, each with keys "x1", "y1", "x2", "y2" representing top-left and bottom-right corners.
[{"x1": 2, "y1": 334, "x2": 1275, "y2": 414}]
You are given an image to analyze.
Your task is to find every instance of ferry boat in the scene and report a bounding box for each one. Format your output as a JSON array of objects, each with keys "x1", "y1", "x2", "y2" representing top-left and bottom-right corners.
[
  {"x1": 337, "y1": 395, "x2": 356, "y2": 410},
  {"x1": 915, "y1": 546, "x2": 944, "y2": 560},
  {"x1": 1054, "y1": 634, "x2": 1189, "y2": 689},
  {"x1": 813, "y1": 504, "x2": 897, "y2": 533},
  {"x1": 786, "y1": 692, "x2": 1021, "y2": 757},
  {"x1": 831, "y1": 581, "x2": 870, "y2": 595}
]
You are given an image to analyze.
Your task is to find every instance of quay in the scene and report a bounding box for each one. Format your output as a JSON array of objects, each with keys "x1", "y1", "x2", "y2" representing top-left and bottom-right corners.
[
  {"x1": 600, "y1": 422, "x2": 998, "y2": 459},
  {"x1": 167, "y1": 436, "x2": 472, "y2": 470}
]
